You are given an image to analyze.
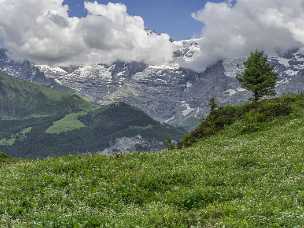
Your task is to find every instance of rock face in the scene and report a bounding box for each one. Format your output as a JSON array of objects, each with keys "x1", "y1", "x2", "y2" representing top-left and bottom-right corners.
[
  {"x1": 102, "y1": 135, "x2": 161, "y2": 155},
  {"x1": 1, "y1": 41, "x2": 304, "y2": 130},
  {"x1": 0, "y1": 49, "x2": 65, "y2": 90}
]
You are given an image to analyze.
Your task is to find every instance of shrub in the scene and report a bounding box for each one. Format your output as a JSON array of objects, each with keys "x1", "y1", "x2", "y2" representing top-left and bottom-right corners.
[
  {"x1": 179, "y1": 105, "x2": 243, "y2": 147},
  {"x1": 164, "y1": 137, "x2": 177, "y2": 150},
  {"x1": 179, "y1": 95, "x2": 294, "y2": 147},
  {"x1": 0, "y1": 152, "x2": 8, "y2": 158},
  {"x1": 0, "y1": 152, "x2": 9, "y2": 163},
  {"x1": 256, "y1": 99, "x2": 292, "y2": 120}
]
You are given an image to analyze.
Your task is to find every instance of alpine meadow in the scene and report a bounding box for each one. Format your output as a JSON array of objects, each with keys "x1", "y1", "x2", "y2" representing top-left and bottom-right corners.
[{"x1": 1, "y1": 0, "x2": 304, "y2": 227}]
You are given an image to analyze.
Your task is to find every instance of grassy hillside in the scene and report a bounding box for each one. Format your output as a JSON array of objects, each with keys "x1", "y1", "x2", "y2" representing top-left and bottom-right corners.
[
  {"x1": 1, "y1": 95, "x2": 304, "y2": 227},
  {"x1": 0, "y1": 71, "x2": 91, "y2": 119}
]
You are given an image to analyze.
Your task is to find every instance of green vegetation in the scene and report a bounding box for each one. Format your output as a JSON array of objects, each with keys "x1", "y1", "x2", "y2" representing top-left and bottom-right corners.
[
  {"x1": 237, "y1": 50, "x2": 278, "y2": 101},
  {"x1": 1, "y1": 94, "x2": 304, "y2": 226},
  {"x1": 0, "y1": 72, "x2": 183, "y2": 157},
  {"x1": 46, "y1": 112, "x2": 87, "y2": 134},
  {"x1": 0, "y1": 127, "x2": 32, "y2": 146},
  {"x1": 0, "y1": 152, "x2": 9, "y2": 163},
  {"x1": 180, "y1": 95, "x2": 292, "y2": 147},
  {"x1": 0, "y1": 71, "x2": 92, "y2": 119},
  {"x1": 208, "y1": 97, "x2": 218, "y2": 113},
  {"x1": 0, "y1": 103, "x2": 183, "y2": 158}
]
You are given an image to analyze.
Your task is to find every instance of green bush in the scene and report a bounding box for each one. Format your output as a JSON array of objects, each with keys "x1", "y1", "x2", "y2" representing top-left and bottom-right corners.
[
  {"x1": 179, "y1": 105, "x2": 243, "y2": 147},
  {"x1": 0, "y1": 152, "x2": 9, "y2": 163},
  {"x1": 0, "y1": 152, "x2": 8, "y2": 159},
  {"x1": 256, "y1": 99, "x2": 292, "y2": 120},
  {"x1": 179, "y1": 95, "x2": 294, "y2": 147}
]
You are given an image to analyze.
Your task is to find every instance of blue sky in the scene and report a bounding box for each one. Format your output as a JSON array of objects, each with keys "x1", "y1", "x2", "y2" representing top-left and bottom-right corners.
[{"x1": 63, "y1": 0, "x2": 225, "y2": 40}]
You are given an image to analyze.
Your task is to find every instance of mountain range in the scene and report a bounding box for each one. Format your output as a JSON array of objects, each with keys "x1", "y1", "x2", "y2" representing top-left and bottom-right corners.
[
  {"x1": 1, "y1": 40, "x2": 304, "y2": 131},
  {"x1": 0, "y1": 71, "x2": 183, "y2": 158}
]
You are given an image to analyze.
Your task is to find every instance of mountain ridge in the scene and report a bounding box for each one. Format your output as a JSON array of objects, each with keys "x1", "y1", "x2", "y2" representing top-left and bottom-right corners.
[
  {"x1": 0, "y1": 71, "x2": 183, "y2": 157},
  {"x1": 1, "y1": 41, "x2": 304, "y2": 130}
]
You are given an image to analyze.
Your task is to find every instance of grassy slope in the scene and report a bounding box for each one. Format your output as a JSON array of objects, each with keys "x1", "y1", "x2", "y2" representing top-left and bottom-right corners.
[
  {"x1": 0, "y1": 71, "x2": 92, "y2": 119},
  {"x1": 1, "y1": 96, "x2": 304, "y2": 227},
  {"x1": 46, "y1": 112, "x2": 87, "y2": 134}
]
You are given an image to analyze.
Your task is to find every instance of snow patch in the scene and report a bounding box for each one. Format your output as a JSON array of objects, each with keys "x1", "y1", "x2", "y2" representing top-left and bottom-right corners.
[
  {"x1": 186, "y1": 82, "x2": 192, "y2": 88},
  {"x1": 277, "y1": 57, "x2": 290, "y2": 67},
  {"x1": 149, "y1": 64, "x2": 179, "y2": 70},
  {"x1": 222, "y1": 58, "x2": 244, "y2": 78},
  {"x1": 165, "y1": 115, "x2": 175, "y2": 124},
  {"x1": 54, "y1": 78, "x2": 63, "y2": 85},
  {"x1": 36, "y1": 65, "x2": 67, "y2": 77},
  {"x1": 285, "y1": 69, "x2": 298, "y2": 76},
  {"x1": 181, "y1": 101, "x2": 195, "y2": 116},
  {"x1": 224, "y1": 89, "x2": 237, "y2": 96},
  {"x1": 277, "y1": 78, "x2": 290, "y2": 86},
  {"x1": 236, "y1": 87, "x2": 247, "y2": 92}
]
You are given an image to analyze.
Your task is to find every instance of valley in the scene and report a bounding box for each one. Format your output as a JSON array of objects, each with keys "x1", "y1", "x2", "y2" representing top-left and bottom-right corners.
[{"x1": 0, "y1": 71, "x2": 183, "y2": 158}]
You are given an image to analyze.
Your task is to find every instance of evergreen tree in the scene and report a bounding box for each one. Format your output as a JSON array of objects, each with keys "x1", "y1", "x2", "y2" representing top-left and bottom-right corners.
[
  {"x1": 164, "y1": 137, "x2": 176, "y2": 150},
  {"x1": 209, "y1": 97, "x2": 218, "y2": 112},
  {"x1": 237, "y1": 51, "x2": 277, "y2": 102}
]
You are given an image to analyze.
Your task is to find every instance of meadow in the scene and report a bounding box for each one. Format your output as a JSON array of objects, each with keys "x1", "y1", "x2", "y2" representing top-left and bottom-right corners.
[{"x1": 1, "y1": 95, "x2": 304, "y2": 227}]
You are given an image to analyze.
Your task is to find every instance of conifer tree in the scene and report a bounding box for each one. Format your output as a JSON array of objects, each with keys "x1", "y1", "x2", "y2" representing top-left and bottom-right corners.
[
  {"x1": 209, "y1": 97, "x2": 218, "y2": 112},
  {"x1": 237, "y1": 51, "x2": 277, "y2": 102}
]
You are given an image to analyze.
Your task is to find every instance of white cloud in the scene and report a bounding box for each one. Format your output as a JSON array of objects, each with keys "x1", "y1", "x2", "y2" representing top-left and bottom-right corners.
[
  {"x1": 184, "y1": 0, "x2": 304, "y2": 72},
  {"x1": 0, "y1": 0, "x2": 173, "y2": 66},
  {"x1": 1, "y1": 0, "x2": 303, "y2": 71}
]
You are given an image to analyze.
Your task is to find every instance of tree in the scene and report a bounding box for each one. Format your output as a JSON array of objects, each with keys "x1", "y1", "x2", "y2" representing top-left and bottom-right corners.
[
  {"x1": 237, "y1": 50, "x2": 277, "y2": 102},
  {"x1": 209, "y1": 97, "x2": 218, "y2": 112},
  {"x1": 164, "y1": 137, "x2": 176, "y2": 150}
]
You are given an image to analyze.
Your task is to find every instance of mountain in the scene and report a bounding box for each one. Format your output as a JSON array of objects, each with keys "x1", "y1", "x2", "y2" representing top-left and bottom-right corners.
[
  {"x1": 0, "y1": 71, "x2": 90, "y2": 119},
  {"x1": 0, "y1": 49, "x2": 65, "y2": 89},
  {"x1": 1, "y1": 94, "x2": 304, "y2": 227},
  {"x1": 0, "y1": 71, "x2": 183, "y2": 157},
  {"x1": 1, "y1": 41, "x2": 304, "y2": 130}
]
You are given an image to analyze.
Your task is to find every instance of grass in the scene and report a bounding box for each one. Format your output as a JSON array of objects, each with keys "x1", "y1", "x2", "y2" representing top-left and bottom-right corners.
[
  {"x1": 1, "y1": 95, "x2": 304, "y2": 226},
  {"x1": 0, "y1": 71, "x2": 92, "y2": 119},
  {"x1": 46, "y1": 112, "x2": 87, "y2": 134}
]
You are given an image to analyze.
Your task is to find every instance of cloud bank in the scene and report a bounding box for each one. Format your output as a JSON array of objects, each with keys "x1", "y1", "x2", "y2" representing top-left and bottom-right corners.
[
  {"x1": 186, "y1": 0, "x2": 304, "y2": 72},
  {"x1": 0, "y1": 0, "x2": 303, "y2": 71},
  {"x1": 0, "y1": 0, "x2": 173, "y2": 65}
]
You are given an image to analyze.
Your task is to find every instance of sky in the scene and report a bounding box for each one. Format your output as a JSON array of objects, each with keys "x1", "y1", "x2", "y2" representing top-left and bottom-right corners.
[{"x1": 63, "y1": 0, "x2": 225, "y2": 40}]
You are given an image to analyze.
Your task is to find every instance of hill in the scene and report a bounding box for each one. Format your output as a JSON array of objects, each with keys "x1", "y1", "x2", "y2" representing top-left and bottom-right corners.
[
  {"x1": 1, "y1": 95, "x2": 304, "y2": 226},
  {"x1": 0, "y1": 71, "x2": 183, "y2": 157},
  {"x1": 0, "y1": 71, "x2": 91, "y2": 118},
  {"x1": 1, "y1": 102, "x2": 183, "y2": 158}
]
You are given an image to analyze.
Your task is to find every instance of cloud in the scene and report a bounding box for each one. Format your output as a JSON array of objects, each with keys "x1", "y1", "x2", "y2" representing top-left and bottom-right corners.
[
  {"x1": 0, "y1": 0, "x2": 173, "y2": 65},
  {"x1": 185, "y1": 0, "x2": 304, "y2": 72}
]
